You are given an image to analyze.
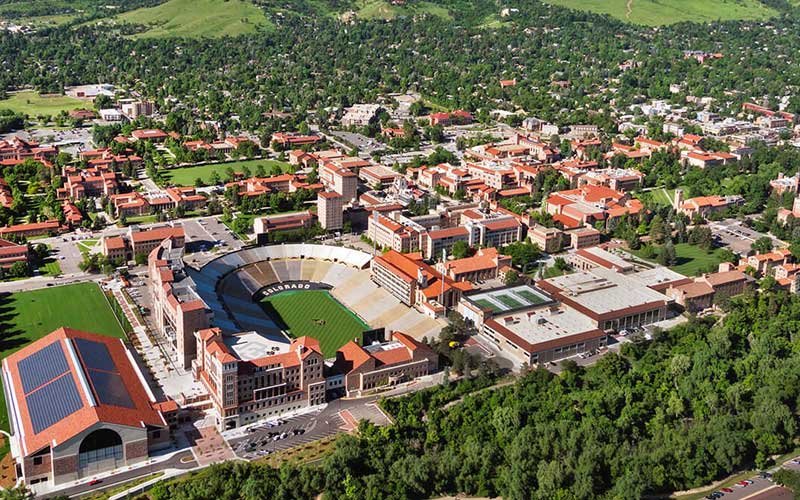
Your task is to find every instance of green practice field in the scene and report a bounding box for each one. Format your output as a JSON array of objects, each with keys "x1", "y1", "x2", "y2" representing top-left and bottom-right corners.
[
  {"x1": 0, "y1": 91, "x2": 85, "y2": 116},
  {"x1": 542, "y1": 0, "x2": 775, "y2": 25},
  {"x1": 0, "y1": 282, "x2": 127, "y2": 432},
  {"x1": 260, "y1": 290, "x2": 368, "y2": 358},
  {"x1": 115, "y1": 0, "x2": 271, "y2": 39},
  {"x1": 163, "y1": 159, "x2": 294, "y2": 186}
]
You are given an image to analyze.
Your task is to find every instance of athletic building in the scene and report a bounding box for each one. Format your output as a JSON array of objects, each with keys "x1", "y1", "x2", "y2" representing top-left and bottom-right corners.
[
  {"x1": 148, "y1": 237, "x2": 209, "y2": 369},
  {"x1": 1, "y1": 328, "x2": 169, "y2": 487},
  {"x1": 459, "y1": 285, "x2": 606, "y2": 366},
  {"x1": 332, "y1": 332, "x2": 438, "y2": 397},
  {"x1": 192, "y1": 329, "x2": 326, "y2": 430},
  {"x1": 537, "y1": 267, "x2": 672, "y2": 331},
  {"x1": 371, "y1": 250, "x2": 472, "y2": 315}
]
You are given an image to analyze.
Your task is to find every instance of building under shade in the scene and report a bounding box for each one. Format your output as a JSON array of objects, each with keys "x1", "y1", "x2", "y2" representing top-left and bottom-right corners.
[{"x1": 1, "y1": 328, "x2": 170, "y2": 486}]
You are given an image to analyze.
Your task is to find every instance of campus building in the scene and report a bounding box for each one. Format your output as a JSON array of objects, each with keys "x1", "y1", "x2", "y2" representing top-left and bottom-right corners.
[
  {"x1": 101, "y1": 225, "x2": 185, "y2": 262},
  {"x1": 148, "y1": 236, "x2": 209, "y2": 369},
  {"x1": 458, "y1": 285, "x2": 606, "y2": 366},
  {"x1": 192, "y1": 329, "x2": 326, "y2": 430},
  {"x1": 371, "y1": 250, "x2": 472, "y2": 316},
  {"x1": 438, "y1": 247, "x2": 512, "y2": 283},
  {"x1": 318, "y1": 191, "x2": 344, "y2": 230},
  {"x1": 0, "y1": 238, "x2": 30, "y2": 269},
  {"x1": 332, "y1": 332, "x2": 438, "y2": 397},
  {"x1": 537, "y1": 267, "x2": 673, "y2": 331},
  {"x1": 2, "y1": 328, "x2": 170, "y2": 487}
]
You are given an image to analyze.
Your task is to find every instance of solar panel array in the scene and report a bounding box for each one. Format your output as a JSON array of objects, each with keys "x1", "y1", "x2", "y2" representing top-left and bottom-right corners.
[
  {"x1": 73, "y1": 338, "x2": 116, "y2": 372},
  {"x1": 17, "y1": 342, "x2": 69, "y2": 394},
  {"x1": 74, "y1": 338, "x2": 135, "y2": 409},
  {"x1": 87, "y1": 370, "x2": 134, "y2": 408},
  {"x1": 26, "y1": 374, "x2": 84, "y2": 434}
]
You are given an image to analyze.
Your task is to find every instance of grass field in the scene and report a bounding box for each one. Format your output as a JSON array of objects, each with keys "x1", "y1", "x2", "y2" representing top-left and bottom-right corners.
[
  {"x1": 0, "y1": 282, "x2": 127, "y2": 432},
  {"x1": 353, "y1": 0, "x2": 453, "y2": 20},
  {"x1": 0, "y1": 91, "x2": 85, "y2": 116},
  {"x1": 260, "y1": 290, "x2": 368, "y2": 358},
  {"x1": 114, "y1": 0, "x2": 271, "y2": 39},
  {"x1": 631, "y1": 243, "x2": 726, "y2": 277},
  {"x1": 542, "y1": 0, "x2": 776, "y2": 25},
  {"x1": 163, "y1": 159, "x2": 294, "y2": 186}
]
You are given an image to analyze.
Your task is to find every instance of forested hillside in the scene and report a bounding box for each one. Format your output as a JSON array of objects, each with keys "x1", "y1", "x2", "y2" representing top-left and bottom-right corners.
[
  {"x1": 1, "y1": 0, "x2": 800, "y2": 136},
  {"x1": 149, "y1": 290, "x2": 800, "y2": 499}
]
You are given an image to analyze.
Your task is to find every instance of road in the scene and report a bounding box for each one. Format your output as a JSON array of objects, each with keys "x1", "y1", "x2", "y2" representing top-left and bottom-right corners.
[{"x1": 50, "y1": 450, "x2": 197, "y2": 499}]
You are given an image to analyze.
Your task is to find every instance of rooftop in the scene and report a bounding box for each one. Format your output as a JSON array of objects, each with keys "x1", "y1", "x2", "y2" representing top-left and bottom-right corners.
[
  {"x1": 540, "y1": 267, "x2": 671, "y2": 316},
  {"x1": 486, "y1": 303, "x2": 601, "y2": 350},
  {"x1": 223, "y1": 331, "x2": 289, "y2": 362},
  {"x1": 465, "y1": 284, "x2": 554, "y2": 314}
]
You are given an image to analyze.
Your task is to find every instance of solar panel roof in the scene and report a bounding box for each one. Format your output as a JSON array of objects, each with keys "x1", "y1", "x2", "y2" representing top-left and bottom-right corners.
[
  {"x1": 25, "y1": 374, "x2": 83, "y2": 434},
  {"x1": 87, "y1": 370, "x2": 134, "y2": 408},
  {"x1": 17, "y1": 342, "x2": 69, "y2": 395},
  {"x1": 73, "y1": 338, "x2": 116, "y2": 372}
]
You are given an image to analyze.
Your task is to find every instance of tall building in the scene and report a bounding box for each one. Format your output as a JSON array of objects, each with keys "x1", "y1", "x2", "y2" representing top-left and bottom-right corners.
[
  {"x1": 192, "y1": 329, "x2": 326, "y2": 430},
  {"x1": 148, "y1": 237, "x2": 209, "y2": 369},
  {"x1": 318, "y1": 191, "x2": 344, "y2": 230}
]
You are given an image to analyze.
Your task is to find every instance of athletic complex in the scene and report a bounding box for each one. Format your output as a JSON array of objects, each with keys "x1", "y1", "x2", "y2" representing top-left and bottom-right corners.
[{"x1": 150, "y1": 240, "x2": 444, "y2": 430}]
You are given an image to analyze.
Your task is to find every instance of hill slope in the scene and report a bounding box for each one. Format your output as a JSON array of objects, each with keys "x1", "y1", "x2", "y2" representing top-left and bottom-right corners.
[
  {"x1": 114, "y1": 0, "x2": 271, "y2": 38},
  {"x1": 542, "y1": 0, "x2": 777, "y2": 25}
]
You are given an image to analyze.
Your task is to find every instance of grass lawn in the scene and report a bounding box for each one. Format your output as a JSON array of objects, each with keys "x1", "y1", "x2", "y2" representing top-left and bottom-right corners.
[
  {"x1": 542, "y1": 0, "x2": 775, "y2": 25},
  {"x1": 0, "y1": 90, "x2": 85, "y2": 116},
  {"x1": 260, "y1": 290, "x2": 368, "y2": 358},
  {"x1": 0, "y1": 282, "x2": 127, "y2": 432},
  {"x1": 631, "y1": 243, "x2": 726, "y2": 277},
  {"x1": 39, "y1": 260, "x2": 62, "y2": 277},
  {"x1": 163, "y1": 159, "x2": 294, "y2": 186},
  {"x1": 76, "y1": 238, "x2": 99, "y2": 256},
  {"x1": 114, "y1": 0, "x2": 272, "y2": 39}
]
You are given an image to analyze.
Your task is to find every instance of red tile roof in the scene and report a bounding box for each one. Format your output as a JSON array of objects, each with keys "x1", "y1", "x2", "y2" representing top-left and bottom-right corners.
[{"x1": 3, "y1": 328, "x2": 164, "y2": 456}]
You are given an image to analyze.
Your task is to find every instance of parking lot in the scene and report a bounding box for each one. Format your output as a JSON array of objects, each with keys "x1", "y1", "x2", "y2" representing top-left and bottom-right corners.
[
  {"x1": 182, "y1": 216, "x2": 244, "y2": 267},
  {"x1": 709, "y1": 219, "x2": 784, "y2": 255}
]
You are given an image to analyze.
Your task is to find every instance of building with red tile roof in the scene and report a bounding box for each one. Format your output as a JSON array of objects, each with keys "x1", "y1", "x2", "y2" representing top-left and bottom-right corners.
[
  {"x1": 0, "y1": 136, "x2": 57, "y2": 163},
  {"x1": 545, "y1": 185, "x2": 643, "y2": 229},
  {"x1": 332, "y1": 332, "x2": 438, "y2": 397},
  {"x1": 677, "y1": 191, "x2": 744, "y2": 219},
  {"x1": 0, "y1": 177, "x2": 13, "y2": 208},
  {"x1": 428, "y1": 110, "x2": 473, "y2": 127},
  {"x1": 1, "y1": 327, "x2": 169, "y2": 486},
  {"x1": 130, "y1": 129, "x2": 168, "y2": 142},
  {"x1": 193, "y1": 328, "x2": 325, "y2": 430},
  {"x1": 371, "y1": 250, "x2": 472, "y2": 316},
  {"x1": 439, "y1": 247, "x2": 512, "y2": 283},
  {"x1": 0, "y1": 220, "x2": 61, "y2": 239},
  {"x1": 0, "y1": 238, "x2": 29, "y2": 268},
  {"x1": 148, "y1": 236, "x2": 209, "y2": 369},
  {"x1": 271, "y1": 132, "x2": 322, "y2": 148}
]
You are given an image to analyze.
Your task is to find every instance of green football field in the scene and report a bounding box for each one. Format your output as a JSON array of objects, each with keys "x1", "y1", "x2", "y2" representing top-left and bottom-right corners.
[
  {"x1": 0, "y1": 282, "x2": 127, "y2": 433},
  {"x1": 260, "y1": 290, "x2": 368, "y2": 358}
]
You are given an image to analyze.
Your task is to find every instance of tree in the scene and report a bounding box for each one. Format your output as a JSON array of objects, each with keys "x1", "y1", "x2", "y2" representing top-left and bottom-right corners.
[
  {"x1": 649, "y1": 215, "x2": 668, "y2": 244},
  {"x1": 451, "y1": 240, "x2": 469, "y2": 259},
  {"x1": 751, "y1": 236, "x2": 773, "y2": 254},
  {"x1": 503, "y1": 269, "x2": 519, "y2": 286},
  {"x1": 658, "y1": 240, "x2": 677, "y2": 266}
]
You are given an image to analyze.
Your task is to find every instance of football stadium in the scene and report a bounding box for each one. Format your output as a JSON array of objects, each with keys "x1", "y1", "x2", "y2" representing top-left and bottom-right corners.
[{"x1": 187, "y1": 244, "x2": 446, "y2": 358}]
